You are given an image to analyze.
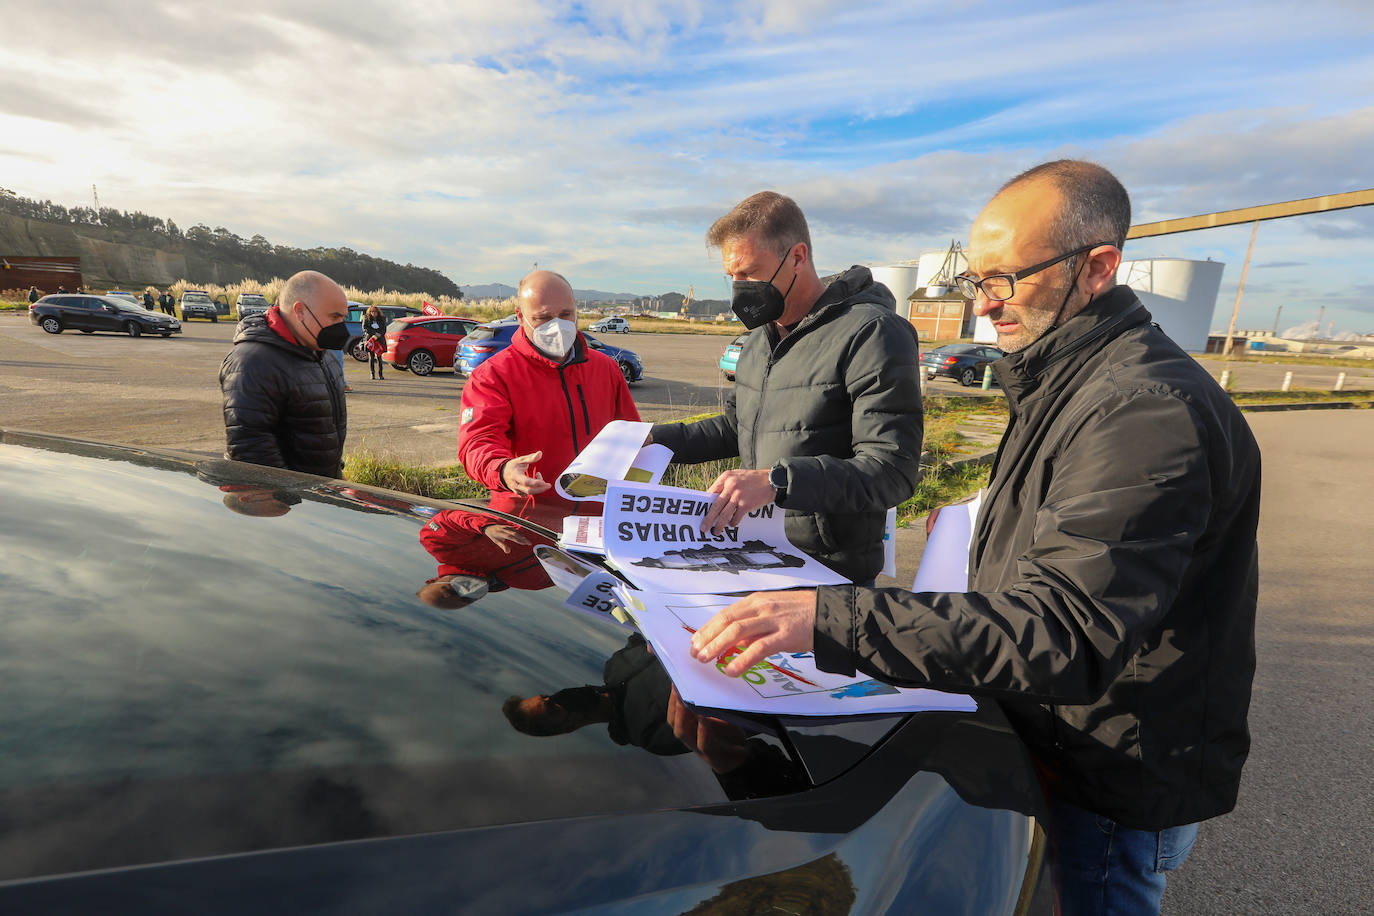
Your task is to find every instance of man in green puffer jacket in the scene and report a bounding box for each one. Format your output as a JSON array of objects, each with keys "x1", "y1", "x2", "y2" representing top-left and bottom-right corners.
[{"x1": 651, "y1": 191, "x2": 923, "y2": 583}]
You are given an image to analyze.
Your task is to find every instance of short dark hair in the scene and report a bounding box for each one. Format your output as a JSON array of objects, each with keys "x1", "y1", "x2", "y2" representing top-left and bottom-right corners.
[
  {"x1": 706, "y1": 191, "x2": 813, "y2": 260},
  {"x1": 1001, "y1": 160, "x2": 1131, "y2": 253}
]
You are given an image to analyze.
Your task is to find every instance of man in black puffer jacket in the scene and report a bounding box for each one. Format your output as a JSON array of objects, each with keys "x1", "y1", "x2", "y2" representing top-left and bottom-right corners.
[
  {"x1": 651, "y1": 191, "x2": 923, "y2": 583},
  {"x1": 686, "y1": 163, "x2": 1261, "y2": 916},
  {"x1": 220, "y1": 270, "x2": 350, "y2": 478}
]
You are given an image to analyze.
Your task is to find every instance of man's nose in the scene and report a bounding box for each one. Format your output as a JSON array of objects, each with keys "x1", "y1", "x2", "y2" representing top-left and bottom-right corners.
[{"x1": 971, "y1": 289, "x2": 999, "y2": 317}]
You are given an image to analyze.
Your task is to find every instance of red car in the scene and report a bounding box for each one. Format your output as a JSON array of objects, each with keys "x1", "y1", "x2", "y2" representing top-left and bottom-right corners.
[{"x1": 384, "y1": 316, "x2": 480, "y2": 376}]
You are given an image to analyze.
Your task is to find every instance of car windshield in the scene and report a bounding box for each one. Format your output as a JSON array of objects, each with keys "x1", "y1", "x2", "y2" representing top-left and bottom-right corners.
[
  {"x1": 937, "y1": 344, "x2": 980, "y2": 354},
  {"x1": 109, "y1": 300, "x2": 148, "y2": 313},
  {"x1": 184, "y1": 294, "x2": 211, "y2": 302}
]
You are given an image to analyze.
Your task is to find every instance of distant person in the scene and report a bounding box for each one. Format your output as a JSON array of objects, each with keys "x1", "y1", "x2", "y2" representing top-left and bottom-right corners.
[
  {"x1": 160, "y1": 290, "x2": 174, "y2": 315},
  {"x1": 649, "y1": 190, "x2": 923, "y2": 583},
  {"x1": 27, "y1": 285, "x2": 40, "y2": 303},
  {"x1": 362, "y1": 304, "x2": 388, "y2": 380},
  {"x1": 57, "y1": 285, "x2": 68, "y2": 294},
  {"x1": 686, "y1": 161, "x2": 1263, "y2": 916},
  {"x1": 142, "y1": 289, "x2": 155, "y2": 310},
  {"x1": 458, "y1": 270, "x2": 639, "y2": 495},
  {"x1": 219, "y1": 270, "x2": 349, "y2": 478}
]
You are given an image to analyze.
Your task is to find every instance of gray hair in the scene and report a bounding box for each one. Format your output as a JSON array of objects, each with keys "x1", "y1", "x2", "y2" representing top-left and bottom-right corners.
[{"x1": 706, "y1": 190, "x2": 813, "y2": 260}]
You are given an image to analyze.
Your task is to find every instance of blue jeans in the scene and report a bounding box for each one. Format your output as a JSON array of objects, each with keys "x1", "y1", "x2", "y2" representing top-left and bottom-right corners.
[{"x1": 1049, "y1": 798, "x2": 1199, "y2": 916}]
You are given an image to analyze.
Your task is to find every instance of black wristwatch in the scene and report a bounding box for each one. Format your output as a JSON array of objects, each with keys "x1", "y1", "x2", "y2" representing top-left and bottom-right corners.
[{"x1": 768, "y1": 463, "x2": 788, "y2": 506}]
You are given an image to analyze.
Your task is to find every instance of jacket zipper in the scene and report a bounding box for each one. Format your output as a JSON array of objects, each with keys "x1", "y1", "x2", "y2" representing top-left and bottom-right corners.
[
  {"x1": 576, "y1": 385, "x2": 591, "y2": 436},
  {"x1": 558, "y1": 366, "x2": 581, "y2": 453}
]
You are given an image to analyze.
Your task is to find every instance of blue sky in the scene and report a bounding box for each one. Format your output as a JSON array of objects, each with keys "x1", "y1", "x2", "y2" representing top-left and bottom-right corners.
[{"x1": 2, "y1": 0, "x2": 1372, "y2": 333}]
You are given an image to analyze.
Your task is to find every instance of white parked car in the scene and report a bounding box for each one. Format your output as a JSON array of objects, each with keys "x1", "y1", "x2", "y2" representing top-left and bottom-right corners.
[{"x1": 589, "y1": 316, "x2": 630, "y2": 334}]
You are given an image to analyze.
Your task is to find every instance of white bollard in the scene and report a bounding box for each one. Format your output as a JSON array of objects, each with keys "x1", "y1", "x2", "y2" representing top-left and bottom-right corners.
[
  {"x1": 1335, "y1": 372, "x2": 1347, "y2": 392},
  {"x1": 1218, "y1": 369, "x2": 1231, "y2": 391},
  {"x1": 1281, "y1": 371, "x2": 1293, "y2": 393}
]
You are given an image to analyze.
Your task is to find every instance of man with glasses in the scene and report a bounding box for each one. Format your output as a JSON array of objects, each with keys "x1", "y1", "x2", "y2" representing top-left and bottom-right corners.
[{"x1": 685, "y1": 161, "x2": 1261, "y2": 915}]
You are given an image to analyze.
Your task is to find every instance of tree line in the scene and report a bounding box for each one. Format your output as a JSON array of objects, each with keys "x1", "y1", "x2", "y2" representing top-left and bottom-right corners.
[{"x1": 0, "y1": 188, "x2": 461, "y2": 298}]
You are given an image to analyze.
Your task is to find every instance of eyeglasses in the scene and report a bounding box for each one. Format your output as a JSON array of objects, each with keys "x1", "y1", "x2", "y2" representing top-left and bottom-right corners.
[{"x1": 954, "y1": 241, "x2": 1114, "y2": 302}]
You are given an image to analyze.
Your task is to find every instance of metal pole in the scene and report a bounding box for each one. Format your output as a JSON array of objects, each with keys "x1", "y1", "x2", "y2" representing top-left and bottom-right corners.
[
  {"x1": 1222, "y1": 220, "x2": 1259, "y2": 358},
  {"x1": 1272, "y1": 305, "x2": 1282, "y2": 335}
]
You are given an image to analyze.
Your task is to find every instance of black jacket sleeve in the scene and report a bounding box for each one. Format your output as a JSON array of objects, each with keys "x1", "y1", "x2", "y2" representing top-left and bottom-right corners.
[
  {"x1": 814, "y1": 391, "x2": 1215, "y2": 704},
  {"x1": 650, "y1": 388, "x2": 741, "y2": 463},
  {"x1": 779, "y1": 315, "x2": 921, "y2": 514}
]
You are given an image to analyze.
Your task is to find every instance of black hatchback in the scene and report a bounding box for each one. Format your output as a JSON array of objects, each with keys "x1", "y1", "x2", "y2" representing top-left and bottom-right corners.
[
  {"x1": 0, "y1": 429, "x2": 1053, "y2": 914},
  {"x1": 921, "y1": 342, "x2": 1004, "y2": 387},
  {"x1": 29, "y1": 294, "x2": 182, "y2": 337}
]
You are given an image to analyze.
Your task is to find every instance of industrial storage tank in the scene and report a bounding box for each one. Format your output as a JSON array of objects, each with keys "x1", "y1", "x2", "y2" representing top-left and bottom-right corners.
[
  {"x1": 1117, "y1": 258, "x2": 1225, "y2": 353},
  {"x1": 870, "y1": 263, "x2": 921, "y2": 319}
]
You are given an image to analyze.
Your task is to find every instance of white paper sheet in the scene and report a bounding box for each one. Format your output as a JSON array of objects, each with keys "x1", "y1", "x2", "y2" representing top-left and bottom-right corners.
[
  {"x1": 554, "y1": 421, "x2": 671, "y2": 500},
  {"x1": 560, "y1": 515, "x2": 606, "y2": 554},
  {"x1": 626, "y1": 591, "x2": 976, "y2": 717},
  {"x1": 602, "y1": 481, "x2": 846, "y2": 594},
  {"x1": 911, "y1": 490, "x2": 983, "y2": 592}
]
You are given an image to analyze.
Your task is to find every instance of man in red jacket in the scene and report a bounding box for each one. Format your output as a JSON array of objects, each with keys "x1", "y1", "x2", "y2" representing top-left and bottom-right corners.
[{"x1": 458, "y1": 270, "x2": 639, "y2": 495}]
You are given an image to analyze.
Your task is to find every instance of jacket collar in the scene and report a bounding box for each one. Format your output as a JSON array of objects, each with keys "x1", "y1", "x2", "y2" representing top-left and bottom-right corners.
[
  {"x1": 511, "y1": 325, "x2": 589, "y2": 369},
  {"x1": 765, "y1": 265, "x2": 894, "y2": 347},
  {"x1": 992, "y1": 285, "x2": 1150, "y2": 408}
]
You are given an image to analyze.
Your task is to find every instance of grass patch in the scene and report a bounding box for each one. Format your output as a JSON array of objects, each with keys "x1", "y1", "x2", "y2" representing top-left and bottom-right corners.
[
  {"x1": 344, "y1": 449, "x2": 487, "y2": 501},
  {"x1": 1229, "y1": 389, "x2": 1374, "y2": 406},
  {"x1": 1199, "y1": 352, "x2": 1373, "y2": 371},
  {"x1": 898, "y1": 461, "x2": 992, "y2": 522}
]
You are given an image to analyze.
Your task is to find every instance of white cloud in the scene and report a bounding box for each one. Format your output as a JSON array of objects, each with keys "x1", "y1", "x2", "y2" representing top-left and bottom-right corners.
[{"x1": 1, "y1": 0, "x2": 1371, "y2": 331}]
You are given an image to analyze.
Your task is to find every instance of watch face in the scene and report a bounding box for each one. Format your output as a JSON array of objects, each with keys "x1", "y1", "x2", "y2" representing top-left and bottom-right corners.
[{"x1": 769, "y1": 465, "x2": 787, "y2": 490}]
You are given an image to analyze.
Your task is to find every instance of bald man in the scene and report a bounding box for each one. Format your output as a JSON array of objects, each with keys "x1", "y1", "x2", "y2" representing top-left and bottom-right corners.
[
  {"x1": 685, "y1": 162, "x2": 1261, "y2": 915},
  {"x1": 458, "y1": 270, "x2": 638, "y2": 496},
  {"x1": 220, "y1": 270, "x2": 350, "y2": 478}
]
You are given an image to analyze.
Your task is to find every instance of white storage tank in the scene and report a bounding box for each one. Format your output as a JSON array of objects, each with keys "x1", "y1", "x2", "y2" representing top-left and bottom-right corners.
[
  {"x1": 870, "y1": 263, "x2": 922, "y2": 319},
  {"x1": 916, "y1": 248, "x2": 968, "y2": 288},
  {"x1": 1117, "y1": 258, "x2": 1224, "y2": 353}
]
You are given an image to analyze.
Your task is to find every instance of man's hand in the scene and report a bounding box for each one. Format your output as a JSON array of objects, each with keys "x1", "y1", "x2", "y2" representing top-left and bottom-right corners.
[
  {"x1": 501, "y1": 451, "x2": 551, "y2": 495},
  {"x1": 482, "y1": 523, "x2": 530, "y2": 553},
  {"x1": 667, "y1": 686, "x2": 750, "y2": 773},
  {"x1": 689, "y1": 589, "x2": 817, "y2": 676},
  {"x1": 700, "y1": 468, "x2": 774, "y2": 534},
  {"x1": 926, "y1": 505, "x2": 943, "y2": 536}
]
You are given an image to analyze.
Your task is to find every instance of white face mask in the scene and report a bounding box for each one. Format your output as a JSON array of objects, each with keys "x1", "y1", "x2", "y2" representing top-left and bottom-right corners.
[{"x1": 529, "y1": 317, "x2": 578, "y2": 359}]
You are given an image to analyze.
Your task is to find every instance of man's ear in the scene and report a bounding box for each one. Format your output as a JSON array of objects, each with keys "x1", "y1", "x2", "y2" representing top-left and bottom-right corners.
[{"x1": 1083, "y1": 245, "x2": 1122, "y2": 294}]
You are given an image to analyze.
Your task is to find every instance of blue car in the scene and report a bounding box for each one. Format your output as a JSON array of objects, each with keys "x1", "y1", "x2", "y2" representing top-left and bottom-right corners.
[
  {"x1": 455, "y1": 322, "x2": 644, "y2": 384},
  {"x1": 719, "y1": 332, "x2": 749, "y2": 381}
]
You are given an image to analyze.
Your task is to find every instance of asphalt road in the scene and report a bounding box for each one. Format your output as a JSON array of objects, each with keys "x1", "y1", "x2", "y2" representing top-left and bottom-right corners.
[
  {"x1": 1160, "y1": 409, "x2": 1374, "y2": 915},
  {"x1": 0, "y1": 314, "x2": 741, "y2": 466}
]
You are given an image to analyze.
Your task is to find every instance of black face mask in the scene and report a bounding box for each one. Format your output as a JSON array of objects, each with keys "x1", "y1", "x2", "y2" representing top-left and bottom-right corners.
[
  {"x1": 731, "y1": 253, "x2": 797, "y2": 329},
  {"x1": 303, "y1": 306, "x2": 350, "y2": 350}
]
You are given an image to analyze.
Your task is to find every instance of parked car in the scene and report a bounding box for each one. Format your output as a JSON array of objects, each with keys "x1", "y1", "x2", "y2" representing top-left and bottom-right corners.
[
  {"x1": 455, "y1": 322, "x2": 644, "y2": 384},
  {"x1": 589, "y1": 316, "x2": 630, "y2": 334},
  {"x1": 383, "y1": 315, "x2": 481, "y2": 376},
  {"x1": 29, "y1": 294, "x2": 182, "y2": 337},
  {"x1": 235, "y1": 293, "x2": 270, "y2": 320},
  {"x1": 920, "y1": 343, "x2": 1004, "y2": 387},
  {"x1": 179, "y1": 290, "x2": 219, "y2": 322},
  {"x1": 346, "y1": 304, "x2": 423, "y2": 362},
  {"x1": 0, "y1": 428, "x2": 1053, "y2": 913},
  {"x1": 719, "y1": 332, "x2": 749, "y2": 381}
]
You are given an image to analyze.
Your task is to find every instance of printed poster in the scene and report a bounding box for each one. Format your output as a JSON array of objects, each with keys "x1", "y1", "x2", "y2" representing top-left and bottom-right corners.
[
  {"x1": 602, "y1": 481, "x2": 847, "y2": 594},
  {"x1": 627, "y1": 591, "x2": 976, "y2": 717},
  {"x1": 554, "y1": 420, "x2": 672, "y2": 500}
]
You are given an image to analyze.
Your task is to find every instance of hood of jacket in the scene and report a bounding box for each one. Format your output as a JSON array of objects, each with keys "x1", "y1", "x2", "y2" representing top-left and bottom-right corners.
[{"x1": 232, "y1": 312, "x2": 323, "y2": 361}]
